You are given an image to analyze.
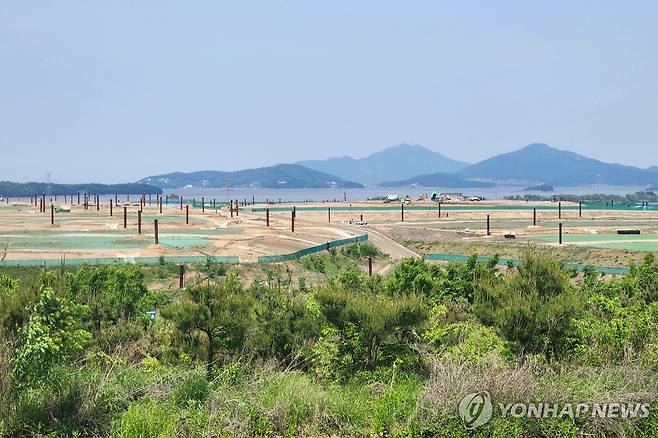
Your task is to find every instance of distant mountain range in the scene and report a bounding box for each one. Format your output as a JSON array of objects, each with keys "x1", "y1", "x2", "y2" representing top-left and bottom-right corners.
[
  {"x1": 297, "y1": 143, "x2": 469, "y2": 185},
  {"x1": 138, "y1": 164, "x2": 363, "y2": 189},
  {"x1": 135, "y1": 142, "x2": 658, "y2": 190},
  {"x1": 457, "y1": 143, "x2": 658, "y2": 186}
]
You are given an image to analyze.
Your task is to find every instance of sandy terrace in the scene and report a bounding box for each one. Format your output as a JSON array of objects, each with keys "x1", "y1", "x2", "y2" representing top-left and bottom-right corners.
[
  {"x1": 1, "y1": 199, "x2": 657, "y2": 264},
  {"x1": 0, "y1": 201, "x2": 364, "y2": 263}
]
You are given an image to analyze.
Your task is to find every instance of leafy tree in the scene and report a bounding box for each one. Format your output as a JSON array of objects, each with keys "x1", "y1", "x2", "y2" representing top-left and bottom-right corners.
[
  {"x1": 163, "y1": 274, "x2": 255, "y2": 377},
  {"x1": 314, "y1": 288, "x2": 427, "y2": 375},
  {"x1": 384, "y1": 256, "x2": 498, "y2": 303},
  {"x1": 474, "y1": 250, "x2": 584, "y2": 360},
  {"x1": 13, "y1": 288, "x2": 91, "y2": 383},
  {"x1": 626, "y1": 253, "x2": 658, "y2": 303},
  {"x1": 249, "y1": 283, "x2": 321, "y2": 363},
  {"x1": 341, "y1": 242, "x2": 385, "y2": 260},
  {"x1": 0, "y1": 274, "x2": 38, "y2": 336},
  {"x1": 422, "y1": 303, "x2": 513, "y2": 363},
  {"x1": 572, "y1": 255, "x2": 658, "y2": 364},
  {"x1": 66, "y1": 264, "x2": 149, "y2": 332},
  {"x1": 301, "y1": 253, "x2": 327, "y2": 274}
]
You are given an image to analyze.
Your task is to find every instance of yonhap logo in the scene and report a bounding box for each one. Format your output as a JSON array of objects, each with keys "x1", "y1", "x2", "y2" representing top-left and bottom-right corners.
[
  {"x1": 457, "y1": 391, "x2": 650, "y2": 430},
  {"x1": 459, "y1": 391, "x2": 493, "y2": 429}
]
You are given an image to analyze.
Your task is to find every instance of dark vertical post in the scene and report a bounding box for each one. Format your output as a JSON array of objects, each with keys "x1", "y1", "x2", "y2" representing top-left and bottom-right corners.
[
  {"x1": 293, "y1": 206, "x2": 296, "y2": 218},
  {"x1": 368, "y1": 257, "x2": 373, "y2": 276},
  {"x1": 123, "y1": 207, "x2": 127, "y2": 229},
  {"x1": 401, "y1": 203, "x2": 405, "y2": 221},
  {"x1": 291, "y1": 210, "x2": 295, "y2": 232},
  {"x1": 154, "y1": 219, "x2": 159, "y2": 244},
  {"x1": 559, "y1": 223, "x2": 563, "y2": 244},
  {"x1": 438, "y1": 202, "x2": 442, "y2": 218},
  {"x1": 230, "y1": 200, "x2": 233, "y2": 217},
  {"x1": 51, "y1": 204, "x2": 54, "y2": 225},
  {"x1": 138, "y1": 210, "x2": 142, "y2": 234},
  {"x1": 579, "y1": 201, "x2": 582, "y2": 218},
  {"x1": 186, "y1": 205, "x2": 189, "y2": 224},
  {"x1": 533, "y1": 208, "x2": 537, "y2": 226},
  {"x1": 266, "y1": 208, "x2": 270, "y2": 226},
  {"x1": 78, "y1": 192, "x2": 81, "y2": 205},
  {"x1": 328, "y1": 207, "x2": 331, "y2": 222},
  {"x1": 159, "y1": 197, "x2": 163, "y2": 214},
  {"x1": 96, "y1": 194, "x2": 100, "y2": 211},
  {"x1": 360, "y1": 214, "x2": 363, "y2": 222},
  {"x1": 252, "y1": 195, "x2": 255, "y2": 205},
  {"x1": 110, "y1": 199, "x2": 113, "y2": 216},
  {"x1": 486, "y1": 214, "x2": 490, "y2": 236},
  {"x1": 179, "y1": 265, "x2": 185, "y2": 289},
  {"x1": 611, "y1": 199, "x2": 614, "y2": 207},
  {"x1": 236, "y1": 201, "x2": 239, "y2": 216},
  {"x1": 202, "y1": 197, "x2": 205, "y2": 213},
  {"x1": 558, "y1": 202, "x2": 562, "y2": 219},
  {"x1": 180, "y1": 196, "x2": 183, "y2": 210}
]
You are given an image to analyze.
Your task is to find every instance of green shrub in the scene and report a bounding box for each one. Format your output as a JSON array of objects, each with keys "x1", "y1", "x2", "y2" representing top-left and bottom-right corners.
[
  {"x1": 173, "y1": 372, "x2": 209, "y2": 406},
  {"x1": 111, "y1": 399, "x2": 177, "y2": 438},
  {"x1": 342, "y1": 242, "x2": 385, "y2": 260},
  {"x1": 474, "y1": 250, "x2": 584, "y2": 360}
]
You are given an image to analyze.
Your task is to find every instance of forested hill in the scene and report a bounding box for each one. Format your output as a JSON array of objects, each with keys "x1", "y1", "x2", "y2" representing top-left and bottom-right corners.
[
  {"x1": 0, "y1": 181, "x2": 162, "y2": 197},
  {"x1": 139, "y1": 163, "x2": 364, "y2": 189},
  {"x1": 298, "y1": 143, "x2": 469, "y2": 185},
  {"x1": 457, "y1": 143, "x2": 658, "y2": 185}
]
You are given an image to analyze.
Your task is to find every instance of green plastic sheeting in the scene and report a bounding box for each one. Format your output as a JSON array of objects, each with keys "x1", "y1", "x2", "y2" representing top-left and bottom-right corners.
[
  {"x1": 532, "y1": 233, "x2": 658, "y2": 251},
  {"x1": 0, "y1": 255, "x2": 239, "y2": 268},
  {"x1": 258, "y1": 234, "x2": 368, "y2": 263},
  {"x1": 424, "y1": 253, "x2": 629, "y2": 275}
]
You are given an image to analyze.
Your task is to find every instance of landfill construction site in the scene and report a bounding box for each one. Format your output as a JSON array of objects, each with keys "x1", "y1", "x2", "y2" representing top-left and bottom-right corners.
[{"x1": 1, "y1": 195, "x2": 658, "y2": 267}]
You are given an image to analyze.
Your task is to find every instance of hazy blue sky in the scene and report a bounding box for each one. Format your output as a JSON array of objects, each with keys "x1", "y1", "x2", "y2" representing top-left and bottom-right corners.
[{"x1": 2, "y1": 1, "x2": 657, "y2": 183}]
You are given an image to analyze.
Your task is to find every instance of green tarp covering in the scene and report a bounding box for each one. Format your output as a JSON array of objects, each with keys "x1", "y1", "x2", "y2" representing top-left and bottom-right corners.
[
  {"x1": 424, "y1": 253, "x2": 629, "y2": 275},
  {"x1": 258, "y1": 234, "x2": 368, "y2": 263}
]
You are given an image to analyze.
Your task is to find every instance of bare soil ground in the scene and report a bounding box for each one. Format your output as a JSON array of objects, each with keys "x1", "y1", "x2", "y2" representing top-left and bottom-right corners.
[{"x1": 1, "y1": 198, "x2": 656, "y2": 268}]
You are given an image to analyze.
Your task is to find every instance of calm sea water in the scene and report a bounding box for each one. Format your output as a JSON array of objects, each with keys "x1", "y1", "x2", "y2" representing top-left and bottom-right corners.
[{"x1": 171, "y1": 185, "x2": 653, "y2": 203}]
